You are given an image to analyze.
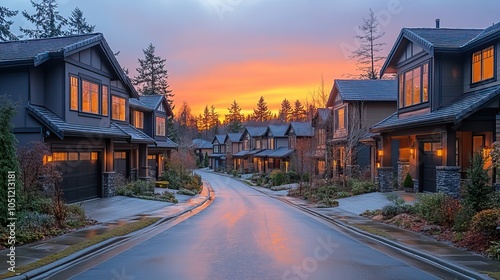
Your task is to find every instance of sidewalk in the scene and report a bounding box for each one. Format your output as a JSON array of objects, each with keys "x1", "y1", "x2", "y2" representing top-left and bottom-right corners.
[
  {"x1": 252, "y1": 185, "x2": 500, "y2": 279},
  {"x1": 0, "y1": 183, "x2": 213, "y2": 276}
]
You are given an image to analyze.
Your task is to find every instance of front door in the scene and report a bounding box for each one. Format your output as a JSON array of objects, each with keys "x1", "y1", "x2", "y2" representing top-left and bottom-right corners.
[{"x1": 420, "y1": 141, "x2": 442, "y2": 192}]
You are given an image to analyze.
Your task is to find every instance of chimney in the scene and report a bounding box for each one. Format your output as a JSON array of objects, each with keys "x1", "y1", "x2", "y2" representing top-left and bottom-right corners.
[{"x1": 435, "y1": 19, "x2": 440, "y2": 28}]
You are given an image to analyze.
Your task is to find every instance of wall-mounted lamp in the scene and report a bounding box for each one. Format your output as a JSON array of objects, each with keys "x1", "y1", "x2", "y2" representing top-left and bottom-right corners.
[
  {"x1": 376, "y1": 162, "x2": 381, "y2": 168},
  {"x1": 409, "y1": 148, "x2": 415, "y2": 158},
  {"x1": 483, "y1": 147, "x2": 491, "y2": 158},
  {"x1": 43, "y1": 155, "x2": 53, "y2": 165},
  {"x1": 436, "y1": 148, "x2": 443, "y2": 157},
  {"x1": 377, "y1": 149, "x2": 384, "y2": 157}
]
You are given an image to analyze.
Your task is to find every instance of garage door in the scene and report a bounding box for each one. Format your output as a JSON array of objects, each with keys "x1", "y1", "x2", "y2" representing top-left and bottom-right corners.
[{"x1": 53, "y1": 152, "x2": 101, "y2": 203}]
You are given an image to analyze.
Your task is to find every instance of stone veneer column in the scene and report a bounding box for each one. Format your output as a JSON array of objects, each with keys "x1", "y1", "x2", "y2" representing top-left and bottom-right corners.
[
  {"x1": 102, "y1": 171, "x2": 116, "y2": 198},
  {"x1": 397, "y1": 161, "x2": 410, "y2": 189},
  {"x1": 412, "y1": 179, "x2": 419, "y2": 193},
  {"x1": 436, "y1": 166, "x2": 461, "y2": 198},
  {"x1": 130, "y1": 168, "x2": 138, "y2": 181},
  {"x1": 377, "y1": 167, "x2": 394, "y2": 192}
]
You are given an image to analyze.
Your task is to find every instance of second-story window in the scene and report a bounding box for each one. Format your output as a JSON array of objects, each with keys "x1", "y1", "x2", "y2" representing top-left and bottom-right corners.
[
  {"x1": 243, "y1": 135, "x2": 250, "y2": 150},
  {"x1": 398, "y1": 63, "x2": 429, "y2": 108},
  {"x1": 214, "y1": 145, "x2": 219, "y2": 153},
  {"x1": 102, "y1": 85, "x2": 108, "y2": 116},
  {"x1": 256, "y1": 139, "x2": 261, "y2": 149},
  {"x1": 82, "y1": 80, "x2": 100, "y2": 114},
  {"x1": 268, "y1": 138, "x2": 275, "y2": 150},
  {"x1": 70, "y1": 76, "x2": 78, "y2": 110},
  {"x1": 156, "y1": 116, "x2": 165, "y2": 136},
  {"x1": 334, "y1": 107, "x2": 345, "y2": 131},
  {"x1": 317, "y1": 129, "x2": 325, "y2": 146},
  {"x1": 132, "y1": 110, "x2": 144, "y2": 129},
  {"x1": 112, "y1": 96, "x2": 126, "y2": 121},
  {"x1": 69, "y1": 75, "x2": 109, "y2": 116},
  {"x1": 472, "y1": 46, "x2": 494, "y2": 84}
]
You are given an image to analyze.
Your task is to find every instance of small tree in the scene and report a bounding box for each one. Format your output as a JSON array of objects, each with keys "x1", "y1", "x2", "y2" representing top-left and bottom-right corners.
[
  {"x1": 225, "y1": 100, "x2": 244, "y2": 133},
  {"x1": 203, "y1": 152, "x2": 209, "y2": 167},
  {"x1": 403, "y1": 173, "x2": 414, "y2": 192},
  {"x1": 350, "y1": 9, "x2": 386, "y2": 79},
  {"x1": 464, "y1": 150, "x2": 492, "y2": 212}
]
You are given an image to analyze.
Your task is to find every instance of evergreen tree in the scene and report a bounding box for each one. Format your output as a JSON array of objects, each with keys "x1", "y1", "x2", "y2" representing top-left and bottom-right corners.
[
  {"x1": 67, "y1": 7, "x2": 95, "y2": 35},
  {"x1": 0, "y1": 95, "x2": 20, "y2": 226},
  {"x1": 253, "y1": 96, "x2": 272, "y2": 122},
  {"x1": 350, "y1": 9, "x2": 386, "y2": 79},
  {"x1": 20, "y1": 0, "x2": 67, "y2": 39},
  {"x1": 209, "y1": 105, "x2": 220, "y2": 135},
  {"x1": 225, "y1": 100, "x2": 244, "y2": 133},
  {"x1": 278, "y1": 98, "x2": 292, "y2": 122},
  {"x1": 133, "y1": 43, "x2": 174, "y2": 106},
  {"x1": 0, "y1": 6, "x2": 18, "y2": 41},
  {"x1": 292, "y1": 99, "x2": 306, "y2": 121}
]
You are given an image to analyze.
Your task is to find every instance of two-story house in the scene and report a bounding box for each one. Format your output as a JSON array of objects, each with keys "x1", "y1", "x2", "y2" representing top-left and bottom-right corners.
[
  {"x1": 224, "y1": 132, "x2": 243, "y2": 173},
  {"x1": 209, "y1": 134, "x2": 227, "y2": 171},
  {"x1": 191, "y1": 138, "x2": 213, "y2": 166},
  {"x1": 372, "y1": 22, "x2": 500, "y2": 194},
  {"x1": 0, "y1": 33, "x2": 164, "y2": 202},
  {"x1": 326, "y1": 79, "x2": 397, "y2": 178},
  {"x1": 129, "y1": 95, "x2": 177, "y2": 180},
  {"x1": 254, "y1": 124, "x2": 292, "y2": 173},
  {"x1": 286, "y1": 122, "x2": 315, "y2": 174},
  {"x1": 312, "y1": 108, "x2": 332, "y2": 176},
  {"x1": 232, "y1": 126, "x2": 267, "y2": 173}
]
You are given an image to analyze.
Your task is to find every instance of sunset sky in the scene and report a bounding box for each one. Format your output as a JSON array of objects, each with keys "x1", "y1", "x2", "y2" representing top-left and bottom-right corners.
[{"x1": 6, "y1": 0, "x2": 500, "y2": 117}]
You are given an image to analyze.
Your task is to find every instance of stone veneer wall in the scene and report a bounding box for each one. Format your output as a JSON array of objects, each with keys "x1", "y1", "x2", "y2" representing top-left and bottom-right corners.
[
  {"x1": 130, "y1": 168, "x2": 137, "y2": 181},
  {"x1": 102, "y1": 171, "x2": 116, "y2": 198},
  {"x1": 436, "y1": 166, "x2": 461, "y2": 198},
  {"x1": 377, "y1": 167, "x2": 394, "y2": 192},
  {"x1": 397, "y1": 161, "x2": 410, "y2": 189},
  {"x1": 412, "y1": 179, "x2": 419, "y2": 193}
]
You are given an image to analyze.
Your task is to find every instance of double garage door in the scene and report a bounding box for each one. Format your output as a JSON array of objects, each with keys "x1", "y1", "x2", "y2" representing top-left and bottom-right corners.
[{"x1": 53, "y1": 151, "x2": 101, "y2": 203}]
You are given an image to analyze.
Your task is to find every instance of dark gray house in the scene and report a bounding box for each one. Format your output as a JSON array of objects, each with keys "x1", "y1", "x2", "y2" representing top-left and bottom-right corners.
[
  {"x1": 312, "y1": 108, "x2": 332, "y2": 176},
  {"x1": 0, "y1": 33, "x2": 172, "y2": 202},
  {"x1": 232, "y1": 126, "x2": 267, "y2": 173},
  {"x1": 209, "y1": 134, "x2": 226, "y2": 171},
  {"x1": 224, "y1": 132, "x2": 243, "y2": 172},
  {"x1": 372, "y1": 22, "x2": 500, "y2": 194},
  {"x1": 254, "y1": 124, "x2": 292, "y2": 173}
]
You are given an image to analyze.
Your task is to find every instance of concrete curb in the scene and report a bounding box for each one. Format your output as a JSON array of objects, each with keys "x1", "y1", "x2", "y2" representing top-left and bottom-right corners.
[
  {"x1": 249, "y1": 185, "x2": 491, "y2": 280},
  {"x1": 8, "y1": 183, "x2": 215, "y2": 280}
]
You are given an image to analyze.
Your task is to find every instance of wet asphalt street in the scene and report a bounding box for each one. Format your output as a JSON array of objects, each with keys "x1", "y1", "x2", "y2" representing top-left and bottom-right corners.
[{"x1": 46, "y1": 170, "x2": 462, "y2": 280}]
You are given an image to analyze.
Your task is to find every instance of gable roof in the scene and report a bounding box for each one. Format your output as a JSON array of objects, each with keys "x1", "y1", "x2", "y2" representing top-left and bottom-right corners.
[
  {"x1": 326, "y1": 80, "x2": 397, "y2": 106},
  {"x1": 371, "y1": 85, "x2": 500, "y2": 132},
  {"x1": 0, "y1": 33, "x2": 137, "y2": 98},
  {"x1": 138, "y1": 95, "x2": 173, "y2": 116},
  {"x1": 212, "y1": 134, "x2": 226, "y2": 144},
  {"x1": 381, "y1": 23, "x2": 500, "y2": 76},
  {"x1": 226, "y1": 133, "x2": 243, "y2": 143},
  {"x1": 312, "y1": 108, "x2": 331, "y2": 127},
  {"x1": 191, "y1": 138, "x2": 213, "y2": 149},
  {"x1": 245, "y1": 126, "x2": 267, "y2": 137},
  {"x1": 287, "y1": 122, "x2": 314, "y2": 137},
  {"x1": 267, "y1": 124, "x2": 288, "y2": 137}
]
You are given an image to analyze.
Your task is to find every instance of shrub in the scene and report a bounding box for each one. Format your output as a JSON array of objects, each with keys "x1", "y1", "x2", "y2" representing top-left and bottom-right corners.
[
  {"x1": 381, "y1": 193, "x2": 414, "y2": 219},
  {"x1": 286, "y1": 171, "x2": 300, "y2": 183},
  {"x1": 18, "y1": 211, "x2": 55, "y2": 231},
  {"x1": 414, "y1": 193, "x2": 447, "y2": 224},
  {"x1": 470, "y1": 209, "x2": 500, "y2": 237},
  {"x1": 487, "y1": 241, "x2": 500, "y2": 260},
  {"x1": 453, "y1": 203, "x2": 476, "y2": 232},
  {"x1": 485, "y1": 191, "x2": 500, "y2": 209},
  {"x1": 403, "y1": 173, "x2": 414, "y2": 190},
  {"x1": 270, "y1": 170, "x2": 287, "y2": 186},
  {"x1": 160, "y1": 170, "x2": 181, "y2": 189},
  {"x1": 350, "y1": 179, "x2": 376, "y2": 195},
  {"x1": 463, "y1": 151, "x2": 492, "y2": 212},
  {"x1": 65, "y1": 204, "x2": 87, "y2": 228},
  {"x1": 157, "y1": 191, "x2": 178, "y2": 203}
]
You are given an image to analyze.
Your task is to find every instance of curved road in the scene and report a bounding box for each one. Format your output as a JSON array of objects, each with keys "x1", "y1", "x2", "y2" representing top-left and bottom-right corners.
[{"x1": 48, "y1": 170, "x2": 462, "y2": 279}]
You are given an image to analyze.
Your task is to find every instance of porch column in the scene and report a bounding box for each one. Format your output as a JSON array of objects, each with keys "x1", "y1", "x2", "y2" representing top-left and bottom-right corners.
[
  {"x1": 436, "y1": 166, "x2": 461, "y2": 198},
  {"x1": 381, "y1": 135, "x2": 392, "y2": 167},
  {"x1": 105, "y1": 138, "x2": 114, "y2": 172},
  {"x1": 443, "y1": 130, "x2": 457, "y2": 166},
  {"x1": 138, "y1": 143, "x2": 149, "y2": 179}
]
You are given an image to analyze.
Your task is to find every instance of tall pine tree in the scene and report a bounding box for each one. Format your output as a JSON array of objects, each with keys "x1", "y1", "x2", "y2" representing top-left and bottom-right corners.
[
  {"x1": 292, "y1": 99, "x2": 306, "y2": 121},
  {"x1": 0, "y1": 6, "x2": 18, "y2": 41},
  {"x1": 278, "y1": 98, "x2": 292, "y2": 122},
  {"x1": 20, "y1": 0, "x2": 67, "y2": 39},
  {"x1": 133, "y1": 43, "x2": 174, "y2": 104},
  {"x1": 253, "y1": 96, "x2": 272, "y2": 123},
  {"x1": 225, "y1": 100, "x2": 244, "y2": 133},
  {"x1": 67, "y1": 7, "x2": 95, "y2": 35}
]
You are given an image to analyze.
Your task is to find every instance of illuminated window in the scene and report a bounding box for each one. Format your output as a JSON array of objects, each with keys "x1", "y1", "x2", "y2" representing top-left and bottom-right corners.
[
  {"x1": 132, "y1": 110, "x2": 144, "y2": 129},
  {"x1": 91, "y1": 152, "x2": 98, "y2": 160},
  {"x1": 148, "y1": 155, "x2": 156, "y2": 160},
  {"x1": 334, "y1": 107, "x2": 345, "y2": 130},
  {"x1": 80, "y1": 153, "x2": 90, "y2": 160},
  {"x1": 398, "y1": 63, "x2": 429, "y2": 108},
  {"x1": 53, "y1": 152, "x2": 67, "y2": 161},
  {"x1": 68, "y1": 152, "x2": 78, "y2": 161},
  {"x1": 472, "y1": 46, "x2": 494, "y2": 83},
  {"x1": 112, "y1": 96, "x2": 126, "y2": 121},
  {"x1": 70, "y1": 76, "x2": 78, "y2": 110},
  {"x1": 114, "y1": 152, "x2": 126, "y2": 159},
  {"x1": 156, "y1": 116, "x2": 165, "y2": 136},
  {"x1": 82, "y1": 80, "x2": 100, "y2": 114},
  {"x1": 102, "y1": 85, "x2": 108, "y2": 116}
]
